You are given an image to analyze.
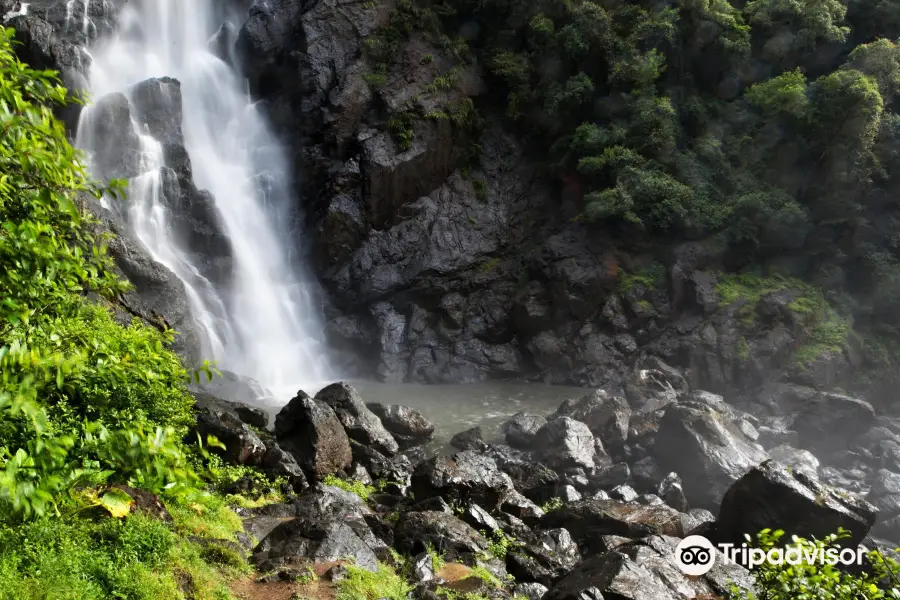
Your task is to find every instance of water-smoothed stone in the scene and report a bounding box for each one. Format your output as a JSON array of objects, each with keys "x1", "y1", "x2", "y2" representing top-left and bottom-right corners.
[
  {"x1": 366, "y1": 402, "x2": 435, "y2": 449},
  {"x1": 716, "y1": 460, "x2": 877, "y2": 548},
  {"x1": 543, "y1": 550, "x2": 682, "y2": 600},
  {"x1": 315, "y1": 382, "x2": 399, "y2": 456},
  {"x1": 651, "y1": 402, "x2": 769, "y2": 509},
  {"x1": 866, "y1": 469, "x2": 900, "y2": 533},
  {"x1": 410, "y1": 451, "x2": 515, "y2": 509},
  {"x1": 274, "y1": 391, "x2": 353, "y2": 480}
]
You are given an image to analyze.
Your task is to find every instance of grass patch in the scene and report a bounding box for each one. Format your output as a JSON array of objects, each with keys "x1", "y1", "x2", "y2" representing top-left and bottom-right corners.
[
  {"x1": 481, "y1": 529, "x2": 519, "y2": 560},
  {"x1": 336, "y1": 562, "x2": 414, "y2": 600},
  {"x1": 0, "y1": 510, "x2": 244, "y2": 600},
  {"x1": 793, "y1": 311, "x2": 852, "y2": 367},
  {"x1": 540, "y1": 497, "x2": 563, "y2": 512},
  {"x1": 618, "y1": 262, "x2": 666, "y2": 293},
  {"x1": 167, "y1": 494, "x2": 244, "y2": 542},
  {"x1": 323, "y1": 474, "x2": 376, "y2": 501}
]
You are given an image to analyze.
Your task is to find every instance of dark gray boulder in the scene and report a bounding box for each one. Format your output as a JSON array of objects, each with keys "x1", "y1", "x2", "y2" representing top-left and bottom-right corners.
[
  {"x1": 551, "y1": 390, "x2": 631, "y2": 447},
  {"x1": 315, "y1": 382, "x2": 399, "y2": 456},
  {"x1": 410, "y1": 451, "x2": 514, "y2": 509},
  {"x1": 651, "y1": 402, "x2": 769, "y2": 509},
  {"x1": 534, "y1": 417, "x2": 598, "y2": 471},
  {"x1": 274, "y1": 391, "x2": 353, "y2": 480},
  {"x1": 394, "y1": 511, "x2": 489, "y2": 562},
  {"x1": 715, "y1": 460, "x2": 877, "y2": 549},
  {"x1": 194, "y1": 409, "x2": 265, "y2": 466},
  {"x1": 450, "y1": 426, "x2": 488, "y2": 451},
  {"x1": 502, "y1": 412, "x2": 548, "y2": 450},
  {"x1": 252, "y1": 518, "x2": 378, "y2": 573},
  {"x1": 793, "y1": 391, "x2": 876, "y2": 456},
  {"x1": 366, "y1": 402, "x2": 435, "y2": 449},
  {"x1": 540, "y1": 498, "x2": 685, "y2": 556}
]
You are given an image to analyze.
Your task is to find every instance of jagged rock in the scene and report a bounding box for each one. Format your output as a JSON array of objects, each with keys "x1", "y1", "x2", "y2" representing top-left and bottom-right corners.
[
  {"x1": 261, "y1": 442, "x2": 309, "y2": 492},
  {"x1": 651, "y1": 402, "x2": 769, "y2": 509},
  {"x1": 503, "y1": 412, "x2": 548, "y2": 450},
  {"x1": 629, "y1": 456, "x2": 663, "y2": 492},
  {"x1": 623, "y1": 357, "x2": 688, "y2": 413},
  {"x1": 543, "y1": 550, "x2": 684, "y2": 600},
  {"x1": 657, "y1": 473, "x2": 689, "y2": 513},
  {"x1": 315, "y1": 382, "x2": 399, "y2": 455},
  {"x1": 410, "y1": 451, "x2": 514, "y2": 509},
  {"x1": 366, "y1": 403, "x2": 435, "y2": 449},
  {"x1": 485, "y1": 445, "x2": 560, "y2": 503},
  {"x1": 208, "y1": 20, "x2": 237, "y2": 62},
  {"x1": 550, "y1": 390, "x2": 631, "y2": 447},
  {"x1": 274, "y1": 391, "x2": 353, "y2": 480},
  {"x1": 350, "y1": 440, "x2": 414, "y2": 486},
  {"x1": 534, "y1": 418, "x2": 598, "y2": 471},
  {"x1": 194, "y1": 409, "x2": 265, "y2": 466},
  {"x1": 540, "y1": 498, "x2": 685, "y2": 556},
  {"x1": 193, "y1": 391, "x2": 269, "y2": 429},
  {"x1": 793, "y1": 391, "x2": 876, "y2": 456},
  {"x1": 451, "y1": 426, "x2": 489, "y2": 451},
  {"x1": 716, "y1": 460, "x2": 877, "y2": 548},
  {"x1": 394, "y1": 511, "x2": 490, "y2": 562},
  {"x1": 866, "y1": 469, "x2": 900, "y2": 533},
  {"x1": 609, "y1": 485, "x2": 639, "y2": 503},
  {"x1": 80, "y1": 92, "x2": 144, "y2": 179},
  {"x1": 507, "y1": 528, "x2": 581, "y2": 586},
  {"x1": 591, "y1": 463, "x2": 631, "y2": 490},
  {"x1": 502, "y1": 490, "x2": 545, "y2": 520},
  {"x1": 513, "y1": 582, "x2": 550, "y2": 600},
  {"x1": 768, "y1": 445, "x2": 820, "y2": 479},
  {"x1": 130, "y1": 77, "x2": 184, "y2": 143},
  {"x1": 460, "y1": 503, "x2": 501, "y2": 533},
  {"x1": 252, "y1": 518, "x2": 378, "y2": 572}
]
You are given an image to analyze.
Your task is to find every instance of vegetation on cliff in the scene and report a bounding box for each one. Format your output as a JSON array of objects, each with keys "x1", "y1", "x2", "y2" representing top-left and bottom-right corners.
[{"x1": 363, "y1": 0, "x2": 900, "y2": 360}]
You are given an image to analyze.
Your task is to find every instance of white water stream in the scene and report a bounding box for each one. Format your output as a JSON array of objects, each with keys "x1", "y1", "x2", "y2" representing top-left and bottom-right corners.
[{"x1": 74, "y1": 0, "x2": 335, "y2": 399}]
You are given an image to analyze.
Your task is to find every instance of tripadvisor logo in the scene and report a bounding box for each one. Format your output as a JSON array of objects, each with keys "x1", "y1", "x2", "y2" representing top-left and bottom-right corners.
[{"x1": 674, "y1": 535, "x2": 868, "y2": 576}]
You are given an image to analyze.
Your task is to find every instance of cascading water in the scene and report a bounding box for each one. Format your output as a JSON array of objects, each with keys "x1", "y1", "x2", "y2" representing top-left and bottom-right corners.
[{"x1": 75, "y1": 0, "x2": 335, "y2": 399}]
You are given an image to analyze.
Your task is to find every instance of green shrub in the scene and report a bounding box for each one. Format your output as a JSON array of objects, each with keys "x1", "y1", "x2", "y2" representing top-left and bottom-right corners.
[{"x1": 729, "y1": 528, "x2": 900, "y2": 600}]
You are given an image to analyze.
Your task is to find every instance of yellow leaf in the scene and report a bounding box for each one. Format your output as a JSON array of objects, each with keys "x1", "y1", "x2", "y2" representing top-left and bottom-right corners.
[{"x1": 99, "y1": 488, "x2": 134, "y2": 518}]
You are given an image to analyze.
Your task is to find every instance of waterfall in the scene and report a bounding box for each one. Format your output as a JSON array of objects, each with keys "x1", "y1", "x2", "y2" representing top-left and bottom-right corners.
[{"x1": 75, "y1": 0, "x2": 335, "y2": 400}]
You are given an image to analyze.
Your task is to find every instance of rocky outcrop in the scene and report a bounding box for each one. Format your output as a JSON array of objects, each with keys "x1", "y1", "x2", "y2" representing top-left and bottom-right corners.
[{"x1": 274, "y1": 391, "x2": 353, "y2": 480}]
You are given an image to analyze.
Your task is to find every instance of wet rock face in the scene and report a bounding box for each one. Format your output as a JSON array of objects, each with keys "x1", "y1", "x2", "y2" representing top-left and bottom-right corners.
[
  {"x1": 410, "y1": 451, "x2": 515, "y2": 509},
  {"x1": 651, "y1": 402, "x2": 769, "y2": 510},
  {"x1": 274, "y1": 391, "x2": 353, "y2": 480},
  {"x1": 315, "y1": 382, "x2": 399, "y2": 456},
  {"x1": 366, "y1": 402, "x2": 435, "y2": 449},
  {"x1": 715, "y1": 460, "x2": 877, "y2": 549}
]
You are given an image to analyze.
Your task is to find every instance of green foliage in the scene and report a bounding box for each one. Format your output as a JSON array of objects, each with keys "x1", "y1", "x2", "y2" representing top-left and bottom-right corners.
[
  {"x1": 0, "y1": 509, "x2": 242, "y2": 600},
  {"x1": 336, "y1": 562, "x2": 414, "y2": 600},
  {"x1": 323, "y1": 474, "x2": 376, "y2": 501},
  {"x1": 540, "y1": 497, "x2": 563, "y2": 512},
  {"x1": 619, "y1": 263, "x2": 666, "y2": 293},
  {"x1": 728, "y1": 528, "x2": 900, "y2": 600},
  {"x1": 482, "y1": 528, "x2": 519, "y2": 560},
  {"x1": 745, "y1": 69, "x2": 810, "y2": 118},
  {"x1": 744, "y1": 0, "x2": 850, "y2": 57}
]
